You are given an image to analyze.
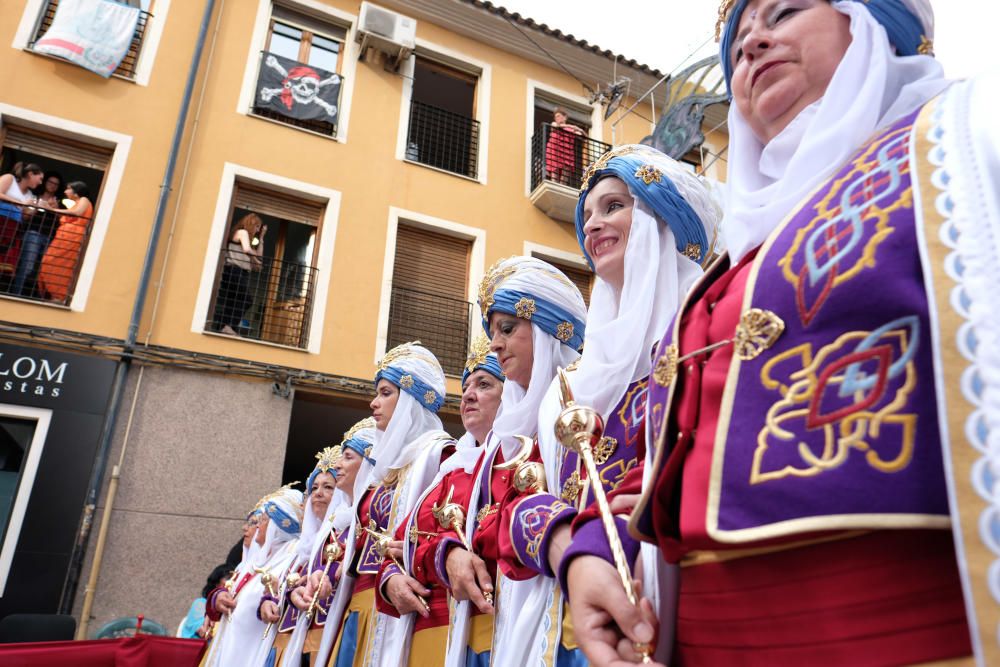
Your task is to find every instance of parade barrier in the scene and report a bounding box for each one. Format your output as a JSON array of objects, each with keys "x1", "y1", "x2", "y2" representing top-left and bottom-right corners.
[{"x1": 0, "y1": 635, "x2": 205, "y2": 666}]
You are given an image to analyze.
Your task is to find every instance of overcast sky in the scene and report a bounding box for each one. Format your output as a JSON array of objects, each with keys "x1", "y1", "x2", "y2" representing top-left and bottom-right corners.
[{"x1": 497, "y1": 1, "x2": 997, "y2": 85}]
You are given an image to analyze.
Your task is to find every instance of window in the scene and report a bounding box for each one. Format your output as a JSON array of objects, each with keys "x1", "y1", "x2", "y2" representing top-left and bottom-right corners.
[
  {"x1": 530, "y1": 92, "x2": 608, "y2": 191},
  {"x1": 387, "y1": 225, "x2": 472, "y2": 376},
  {"x1": 0, "y1": 124, "x2": 110, "y2": 306},
  {"x1": 205, "y1": 182, "x2": 325, "y2": 349},
  {"x1": 30, "y1": 0, "x2": 154, "y2": 80},
  {"x1": 0, "y1": 407, "x2": 50, "y2": 597},
  {"x1": 405, "y1": 56, "x2": 480, "y2": 179},
  {"x1": 251, "y1": 4, "x2": 348, "y2": 137},
  {"x1": 534, "y1": 253, "x2": 593, "y2": 306}
]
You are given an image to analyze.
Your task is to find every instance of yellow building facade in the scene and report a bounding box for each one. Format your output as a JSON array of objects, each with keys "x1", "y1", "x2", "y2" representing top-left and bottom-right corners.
[{"x1": 0, "y1": 0, "x2": 726, "y2": 636}]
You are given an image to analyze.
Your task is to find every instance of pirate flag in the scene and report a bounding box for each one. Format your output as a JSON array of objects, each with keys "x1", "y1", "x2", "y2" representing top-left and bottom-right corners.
[{"x1": 256, "y1": 51, "x2": 341, "y2": 122}]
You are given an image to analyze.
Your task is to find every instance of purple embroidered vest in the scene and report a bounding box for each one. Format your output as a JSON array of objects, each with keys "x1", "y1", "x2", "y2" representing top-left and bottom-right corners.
[{"x1": 638, "y1": 103, "x2": 950, "y2": 544}]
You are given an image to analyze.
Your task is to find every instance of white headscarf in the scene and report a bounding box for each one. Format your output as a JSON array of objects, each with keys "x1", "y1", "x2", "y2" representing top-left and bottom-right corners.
[
  {"x1": 570, "y1": 148, "x2": 721, "y2": 424},
  {"x1": 210, "y1": 487, "x2": 303, "y2": 667},
  {"x1": 279, "y1": 448, "x2": 351, "y2": 667},
  {"x1": 483, "y1": 256, "x2": 588, "y2": 459},
  {"x1": 723, "y1": 0, "x2": 948, "y2": 262},
  {"x1": 474, "y1": 256, "x2": 587, "y2": 666},
  {"x1": 369, "y1": 342, "x2": 447, "y2": 484}
]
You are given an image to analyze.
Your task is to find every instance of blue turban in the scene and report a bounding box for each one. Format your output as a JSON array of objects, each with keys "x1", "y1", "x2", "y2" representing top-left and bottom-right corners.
[
  {"x1": 719, "y1": 0, "x2": 932, "y2": 95},
  {"x1": 576, "y1": 145, "x2": 713, "y2": 266}
]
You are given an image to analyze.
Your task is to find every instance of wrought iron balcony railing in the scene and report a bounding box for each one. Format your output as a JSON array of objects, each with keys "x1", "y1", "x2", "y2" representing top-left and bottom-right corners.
[
  {"x1": 31, "y1": 0, "x2": 152, "y2": 80},
  {"x1": 386, "y1": 286, "x2": 472, "y2": 377},
  {"x1": 251, "y1": 51, "x2": 344, "y2": 137},
  {"x1": 530, "y1": 124, "x2": 612, "y2": 191},
  {"x1": 406, "y1": 100, "x2": 480, "y2": 179},
  {"x1": 0, "y1": 202, "x2": 92, "y2": 306},
  {"x1": 207, "y1": 249, "x2": 318, "y2": 349}
]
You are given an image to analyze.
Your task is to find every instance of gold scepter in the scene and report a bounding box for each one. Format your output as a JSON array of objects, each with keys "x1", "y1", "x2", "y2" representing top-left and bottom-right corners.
[
  {"x1": 305, "y1": 536, "x2": 344, "y2": 622},
  {"x1": 553, "y1": 368, "x2": 653, "y2": 664},
  {"x1": 364, "y1": 526, "x2": 431, "y2": 613},
  {"x1": 431, "y1": 485, "x2": 493, "y2": 606},
  {"x1": 255, "y1": 566, "x2": 278, "y2": 640}
]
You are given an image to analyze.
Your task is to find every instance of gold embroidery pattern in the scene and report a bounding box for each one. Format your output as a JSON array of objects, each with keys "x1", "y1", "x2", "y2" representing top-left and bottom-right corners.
[
  {"x1": 476, "y1": 503, "x2": 498, "y2": 524},
  {"x1": 918, "y1": 35, "x2": 934, "y2": 56},
  {"x1": 561, "y1": 470, "x2": 584, "y2": 505},
  {"x1": 465, "y1": 334, "x2": 491, "y2": 374},
  {"x1": 593, "y1": 437, "x2": 617, "y2": 466},
  {"x1": 515, "y1": 297, "x2": 537, "y2": 319},
  {"x1": 343, "y1": 417, "x2": 376, "y2": 445},
  {"x1": 734, "y1": 309, "x2": 786, "y2": 361},
  {"x1": 653, "y1": 344, "x2": 679, "y2": 387},
  {"x1": 684, "y1": 243, "x2": 702, "y2": 261},
  {"x1": 314, "y1": 446, "x2": 343, "y2": 475},
  {"x1": 555, "y1": 321, "x2": 574, "y2": 342},
  {"x1": 715, "y1": 0, "x2": 738, "y2": 41},
  {"x1": 399, "y1": 374, "x2": 415, "y2": 389},
  {"x1": 423, "y1": 390, "x2": 437, "y2": 405},
  {"x1": 635, "y1": 165, "x2": 662, "y2": 185},
  {"x1": 752, "y1": 318, "x2": 919, "y2": 485},
  {"x1": 478, "y1": 257, "x2": 518, "y2": 321},
  {"x1": 580, "y1": 145, "x2": 641, "y2": 190}
]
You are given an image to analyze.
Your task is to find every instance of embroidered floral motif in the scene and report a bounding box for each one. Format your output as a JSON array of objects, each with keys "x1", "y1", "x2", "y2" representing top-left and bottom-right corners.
[
  {"x1": 399, "y1": 374, "x2": 415, "y2": 389},
  {"x1": 423, "y1": 390, "x2": 437, "y2": 405},
  {"x1": 515, "y1": 297, "x2": 537, "y2": 319},
  {"x1": 465, "y1": 334, "x2": 491, "y2": 373},
  {"x1": 635, "y1": 164, "x2": 663, "y2": 185},
  {"x1": 734, "y1": 309, "x2": 785, "y2": 361},
  {"x1": 476, "y1": 503, "x2": 497, "y2": 525},
  {"x1": 556, "y1": 321, "x2": 574, "y2": 342},
  {"x1": 593, "y1": 436, "x2": 617, "y2": 465},
  {"x1": 478, "y1": 258, "x2": 518, "y2": 321},
  {"x1": 753, "y1": 316, "x2": 920, "y2": 484},
  {"x1": 918, "y1": 35, "x2": 934, "y2": 56},
  {"x1": 684, "y1": 243, "x2": 702, "y2": 261},
  {"x1": 518, "y1": 500, "x2": 572, "y2": 566},
  {"x1": 561, "y1": 470, "x2": 584, "y2": 505},
  {"x1": 653, "y1": 344, "x2": 679, "y2": 387}
]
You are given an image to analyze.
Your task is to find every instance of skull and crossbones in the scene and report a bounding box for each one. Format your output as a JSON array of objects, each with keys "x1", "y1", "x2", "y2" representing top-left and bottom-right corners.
[{"x1": 259, "y1": 55, "x2": 340, "y2": 117}]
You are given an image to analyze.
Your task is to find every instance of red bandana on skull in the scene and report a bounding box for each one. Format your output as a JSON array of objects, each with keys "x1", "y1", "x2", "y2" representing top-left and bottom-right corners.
[{"x1": 280, "y1": 66, "x2": 321, "y2": 110}]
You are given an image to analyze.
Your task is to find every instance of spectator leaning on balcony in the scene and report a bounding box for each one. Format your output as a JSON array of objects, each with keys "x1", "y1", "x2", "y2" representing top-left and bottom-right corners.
[
  {"x1": 213, "y1": 212, "x2": 268, "y2": 336},
  {"x1": 12, "y1": 170, "x2": 63, "y2": 297},
  {"x1": 37, "y1": 180, "x2": 93, "y2": 304},
  {"x1": 545, "y1": 107, "x2": 586, "y2": 185},
  {"x1": 0, "y1": 162, "x2": 43, "y2": 281}
]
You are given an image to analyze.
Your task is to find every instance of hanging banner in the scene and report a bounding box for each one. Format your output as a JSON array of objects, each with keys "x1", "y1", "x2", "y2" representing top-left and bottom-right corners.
[
  {"x1": 33, "y1": 0, "x2": 140, "y2": 78},
  {"x1": 255, "y1": 51, "x2": 342, "y2": 122}
]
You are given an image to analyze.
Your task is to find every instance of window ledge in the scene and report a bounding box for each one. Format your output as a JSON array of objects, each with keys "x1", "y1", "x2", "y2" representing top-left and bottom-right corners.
[
  {"x1": 248, "y1": 110, "x2": 343, "y2": 143},
  {"x1": 0, "y1": 293, "x2": 72, "y2": 310},
  {"x1": 402, "y1": 158, "x2": 482, "y2": 185},
  {"x1": 202, "y1": 329, "x2": 311, "y2": 353}
]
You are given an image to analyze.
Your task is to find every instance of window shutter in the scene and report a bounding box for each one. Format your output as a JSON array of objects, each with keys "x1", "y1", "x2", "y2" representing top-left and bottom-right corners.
[
  {"x1": 388, "y1": 225, "x2": 472, "y2": 376},
  {"x1": 391, "y1": 225, "x2": 470, "y2": 300},
  {"x1": 232, "y1": 183, "x2": 325, "y2": 226},
  {"x1": 2, "y1": 124, "x2": 113, "y2": 170},
  {"x1": 272, "y1": 4, "x2": 347, "y2": 41},
  {"x1": 548, "y1": 259, "x2": 593, "y2": 306}
]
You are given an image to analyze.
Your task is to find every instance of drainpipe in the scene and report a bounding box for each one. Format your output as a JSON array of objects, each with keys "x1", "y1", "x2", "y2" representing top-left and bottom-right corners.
[{"x1": 60, "y1": 0, "x2": 220, "y2": 635}]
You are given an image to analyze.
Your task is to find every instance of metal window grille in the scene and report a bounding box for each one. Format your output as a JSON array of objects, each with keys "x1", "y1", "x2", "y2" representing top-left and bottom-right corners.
[
  {"x1": 0, "y1": 203, "x2": 92, "y2": 307},
  {"x1": 30, "y1": 0, "x2": 152, "y2": 80},
  {"x1": 531, "y1": 124, "x2": 612, "y2": 191},
  {"x1": 406, "y1": 100, "x2": 480, "y2": 179},
  {"x1": 386, "y1": 286, "x2": 472, "y2": 377},
  {"x1": 206, "y1": 249, "x2": 318, "y2": 349},
  {"x1": 251, "y1": 52, "x2": 342, "y2": 137}
]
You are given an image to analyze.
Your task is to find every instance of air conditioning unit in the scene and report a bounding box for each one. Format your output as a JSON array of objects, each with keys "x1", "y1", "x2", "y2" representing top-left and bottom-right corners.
[{"x1": 357, "y1": 2, "x2": 416, "y2": 68}]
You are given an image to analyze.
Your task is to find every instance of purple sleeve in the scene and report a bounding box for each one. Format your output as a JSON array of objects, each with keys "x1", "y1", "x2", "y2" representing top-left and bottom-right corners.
[
  {"x1": 505, "y1": 494, "x2": 576, "y2": 578},
  {"x1": 557, "y1": 515, "x2": 641, "y2": 599},
  {"x1": 433, "y1": 536, "x2": 465, "y2": 589}
]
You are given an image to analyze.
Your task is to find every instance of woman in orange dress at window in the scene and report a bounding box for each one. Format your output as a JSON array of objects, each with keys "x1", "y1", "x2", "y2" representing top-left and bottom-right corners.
[{"x1": 37, "y1": 180, "x2": 93, "y2": 303}]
